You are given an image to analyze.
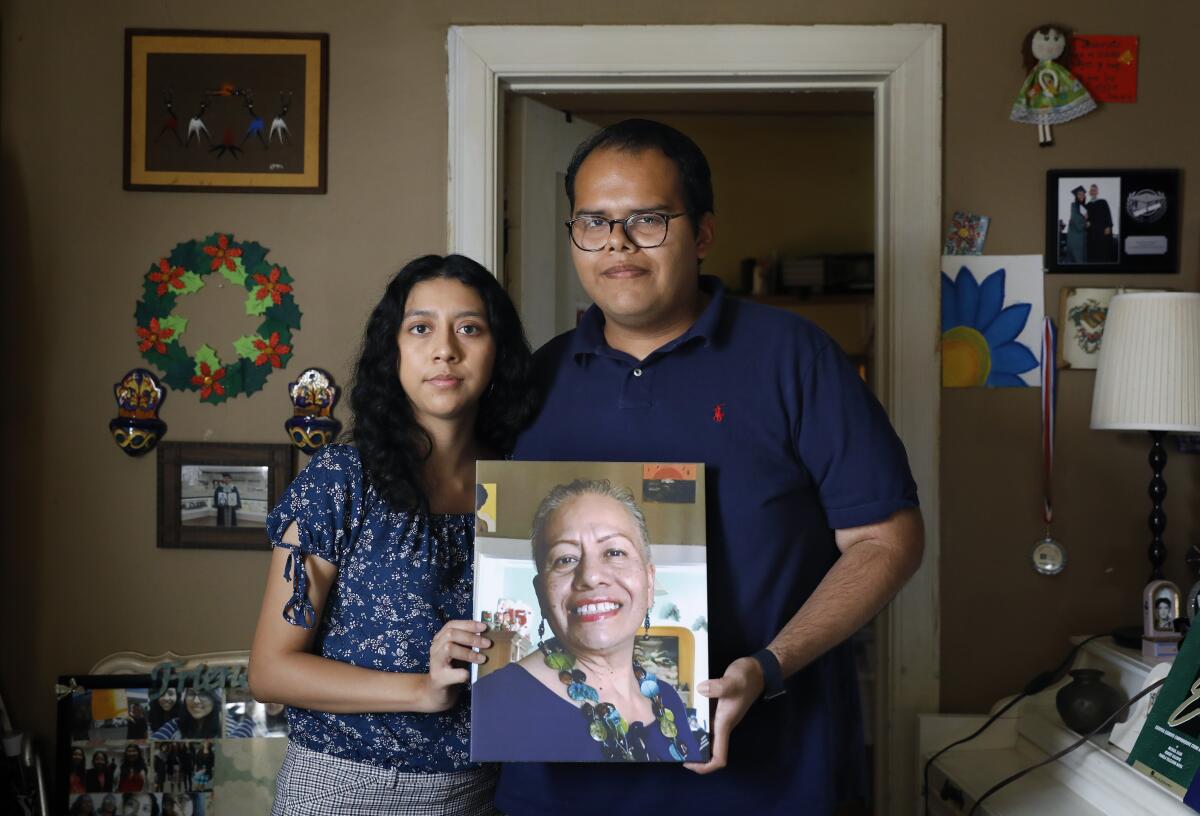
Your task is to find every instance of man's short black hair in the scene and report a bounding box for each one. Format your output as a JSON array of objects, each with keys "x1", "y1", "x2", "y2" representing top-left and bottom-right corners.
[{"x1": 564, "y1": 119, "x2": 714, "y2": 231}]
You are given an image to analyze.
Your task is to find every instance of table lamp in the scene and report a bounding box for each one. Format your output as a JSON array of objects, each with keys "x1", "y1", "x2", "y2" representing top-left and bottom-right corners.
[{"x1": 1090, "y1": 292, "x2": 1200, "y2": 581}]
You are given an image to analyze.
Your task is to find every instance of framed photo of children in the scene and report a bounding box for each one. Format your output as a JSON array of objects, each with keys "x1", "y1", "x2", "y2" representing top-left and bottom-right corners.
[
  {"x1": 157, "y1": 442, "x2": 294, "y2": 550},
  {"x1": 124, "y1": 29, "x2": 329, "y2": 193},
  {"x1": 59, "y1": 660, "x2": 288, "y2": 815},
  {"x1": 1044, "y1": 169, "x2": 1180, "y2": 273},
  {"x1": 470, "y1": 460, "x2": 711, "y2": 763}
]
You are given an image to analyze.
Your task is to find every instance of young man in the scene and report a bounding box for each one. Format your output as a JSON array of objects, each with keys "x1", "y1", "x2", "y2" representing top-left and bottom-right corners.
[
  {"x1": 1086, "y1": 183, "x2": 1115, "y2": 263},
  {"x1": 502, "y1": 119, "x2": 924, "y2": 815}
]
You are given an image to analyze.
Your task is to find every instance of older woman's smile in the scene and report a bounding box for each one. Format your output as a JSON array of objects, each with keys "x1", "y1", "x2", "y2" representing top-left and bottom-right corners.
[{"x1": 572, "y1": 599, "x2": 623, "y2": 621}]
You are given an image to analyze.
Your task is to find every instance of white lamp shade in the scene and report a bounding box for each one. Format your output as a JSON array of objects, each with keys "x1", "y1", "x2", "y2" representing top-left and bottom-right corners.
[{"x1": 1091, "y1": 292, "x2": 1200, "y2": 432}]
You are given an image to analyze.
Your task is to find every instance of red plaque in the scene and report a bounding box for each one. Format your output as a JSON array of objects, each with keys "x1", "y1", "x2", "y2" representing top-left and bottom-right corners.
[{"x1": 1069, "y1": 35, "x2": 1139, "y2": 103}]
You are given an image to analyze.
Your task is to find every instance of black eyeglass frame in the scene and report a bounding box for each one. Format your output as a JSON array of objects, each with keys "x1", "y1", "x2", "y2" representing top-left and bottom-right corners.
[{"x1": 563, "y1": 212, "x2": 687, "y2": 251}]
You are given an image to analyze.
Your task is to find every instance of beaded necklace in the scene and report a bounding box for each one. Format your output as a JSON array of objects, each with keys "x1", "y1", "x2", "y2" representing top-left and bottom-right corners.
[{"x1": 540, "y1": 637, "x2": 689, "y2": 761}]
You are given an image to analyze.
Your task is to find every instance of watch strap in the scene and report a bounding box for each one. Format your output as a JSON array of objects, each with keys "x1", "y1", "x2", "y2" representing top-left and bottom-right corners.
[{"x1": 750, "y1": 648, "x2": 786, "y2": 700}]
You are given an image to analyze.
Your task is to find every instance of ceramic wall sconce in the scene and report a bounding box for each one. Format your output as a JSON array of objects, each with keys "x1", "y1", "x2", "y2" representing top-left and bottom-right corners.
[
  {"x1": 110, "y1": 368, "x2": 168, "y2": 456},
  {"x1": 285, "y1": 368, "x2": 342, "y2": 454}
]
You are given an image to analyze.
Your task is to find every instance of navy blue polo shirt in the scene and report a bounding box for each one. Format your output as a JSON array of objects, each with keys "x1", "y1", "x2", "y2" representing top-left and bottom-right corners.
[{"x1": 499, "y1": 276, "x2": 918, "y2": 815}]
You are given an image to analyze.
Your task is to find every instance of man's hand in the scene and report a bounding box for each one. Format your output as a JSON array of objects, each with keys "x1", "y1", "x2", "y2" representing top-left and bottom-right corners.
[{"x1": 684, "y1": 656, "x2": 764, "y2": 774}]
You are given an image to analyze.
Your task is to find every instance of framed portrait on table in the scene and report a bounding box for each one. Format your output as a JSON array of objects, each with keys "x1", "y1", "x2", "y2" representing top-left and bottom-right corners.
[
  {"x1": 58, "y1": 652, "x2": 287, "y2": 815},
  {"x1": 124, "y1": 29, "x2": 329, "y2": 193},
  {"x1": 1045, "y1": 169, "x2": 1180, "y2": 274},
  {"x1": 157, "y1": 442, "x2": 294, "y2": 550},
  {"x1": 470, "y1": 460, "x2": 710, "y2": 763}
]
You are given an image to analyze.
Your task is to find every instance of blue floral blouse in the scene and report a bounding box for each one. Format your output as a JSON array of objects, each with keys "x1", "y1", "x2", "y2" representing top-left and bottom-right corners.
[{"x1": 267, "y1": 444, "x2": 477, "y2": 772}]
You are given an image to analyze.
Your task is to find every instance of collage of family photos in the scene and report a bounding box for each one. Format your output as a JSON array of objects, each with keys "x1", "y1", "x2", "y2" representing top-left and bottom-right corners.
[{"x1": 62, "y1": 680, "x2": 288, "y2": 815}]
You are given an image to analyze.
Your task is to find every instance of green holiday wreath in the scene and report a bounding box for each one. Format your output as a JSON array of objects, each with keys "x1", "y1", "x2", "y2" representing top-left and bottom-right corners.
[{"x1": 134, "y1": 232, "x2": 302, "y2": 405}]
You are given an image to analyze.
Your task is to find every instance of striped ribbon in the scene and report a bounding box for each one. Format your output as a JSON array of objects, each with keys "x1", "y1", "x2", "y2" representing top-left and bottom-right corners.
[{"x1": 1040, "y1": 317, "x2": 1058, "y2": 527}]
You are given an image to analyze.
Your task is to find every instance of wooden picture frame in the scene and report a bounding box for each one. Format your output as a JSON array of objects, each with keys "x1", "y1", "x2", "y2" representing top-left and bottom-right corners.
[
  {"x1": 157, "y1": 441, "x2": 294, "y2": 550},
  {"x1": 1045, "y1": 168, "x2": 1180, "y2": 274},
  {"x1": 124, "y1": 29, "x2": 329, "y2": 193}
]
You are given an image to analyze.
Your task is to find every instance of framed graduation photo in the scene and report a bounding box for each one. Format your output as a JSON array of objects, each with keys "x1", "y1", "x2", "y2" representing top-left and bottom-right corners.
[
  {"x1": 470, "y1": 460, "x2": 711, "y2": 763},
  {"x1": 157, "y1": 441, "x2": 294, "y2": 550},
  {"x1": 1045, "y1": 169, "x2": 1180, "y2": 273}
]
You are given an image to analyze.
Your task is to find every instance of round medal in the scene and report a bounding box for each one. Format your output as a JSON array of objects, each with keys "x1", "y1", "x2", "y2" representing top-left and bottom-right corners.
[{"x1": 1032, "y1": 537, "x2": 1067, "y2": 575}]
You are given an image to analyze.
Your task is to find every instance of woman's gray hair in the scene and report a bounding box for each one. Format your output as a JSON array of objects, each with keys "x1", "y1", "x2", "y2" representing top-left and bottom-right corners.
[{"x1": 530, "y1": 479, "x2": 652, "y2": 567}]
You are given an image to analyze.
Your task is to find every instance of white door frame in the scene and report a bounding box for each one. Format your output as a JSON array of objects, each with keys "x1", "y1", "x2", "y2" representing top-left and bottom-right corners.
[{"x1": 447, "y1": 24, "x2": 942, "y2": 814}]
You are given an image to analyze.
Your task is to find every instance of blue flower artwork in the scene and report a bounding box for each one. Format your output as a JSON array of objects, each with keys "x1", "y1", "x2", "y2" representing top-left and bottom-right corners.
[{"x1": 941, "y1": 256, "x2": 1043, "y2": 388}]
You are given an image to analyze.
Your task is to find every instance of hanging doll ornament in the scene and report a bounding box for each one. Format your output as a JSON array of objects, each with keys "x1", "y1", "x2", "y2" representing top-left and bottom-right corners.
[{"x1": 1010, "y1": 24, "x2": 1096, "y2": 146}]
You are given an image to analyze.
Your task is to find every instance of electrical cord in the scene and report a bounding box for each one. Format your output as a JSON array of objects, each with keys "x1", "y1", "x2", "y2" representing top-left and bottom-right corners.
[
  {"x1": 922, "y1": 633, "x2": 1111, "y2": 816},
  {"x1": 967, "y1": 675, "x2": 1166, "y2": 815}
]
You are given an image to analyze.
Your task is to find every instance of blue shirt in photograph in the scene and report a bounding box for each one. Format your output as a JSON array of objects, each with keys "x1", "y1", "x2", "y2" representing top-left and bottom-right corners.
[{"x1": 499, "y1": 276, "x2": 918, "y2": 815}]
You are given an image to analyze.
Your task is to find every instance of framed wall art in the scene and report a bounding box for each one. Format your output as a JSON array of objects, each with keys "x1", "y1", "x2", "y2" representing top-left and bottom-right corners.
[
  {"x1": 124, "y1": 29, "x2": 329, "y2": 193},
  {"x1": 1045, "y1": 169, "x2": 1180, "y2": 273},
  {"x1": 1056, "y1": 286, "x2": 1164, "y2": 369},
  {"x1": 157, "y1": 441, "x2": 294, "y2": 550}
]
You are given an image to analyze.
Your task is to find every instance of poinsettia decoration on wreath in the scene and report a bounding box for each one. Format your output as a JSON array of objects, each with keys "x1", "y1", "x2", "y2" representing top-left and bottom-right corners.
[{"x1": 134, "y1": 232, "x2": 302, "y2": 405}]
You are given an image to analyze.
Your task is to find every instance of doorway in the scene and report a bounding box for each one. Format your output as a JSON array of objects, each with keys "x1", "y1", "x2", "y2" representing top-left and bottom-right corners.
[{"x1": 448, "y1": 24, "x2": 942, "y2": 814}]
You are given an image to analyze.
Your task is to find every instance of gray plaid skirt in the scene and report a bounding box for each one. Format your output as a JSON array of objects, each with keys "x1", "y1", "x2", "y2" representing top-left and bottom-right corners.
[{"x1": 272, "y1": 741, "x2": 500, "y2": 815}]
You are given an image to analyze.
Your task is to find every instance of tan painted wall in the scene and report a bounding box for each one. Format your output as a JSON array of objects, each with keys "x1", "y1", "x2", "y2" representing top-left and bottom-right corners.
[{"x1": 4, "y1": 1, "x2": 1200, "y2": 775}]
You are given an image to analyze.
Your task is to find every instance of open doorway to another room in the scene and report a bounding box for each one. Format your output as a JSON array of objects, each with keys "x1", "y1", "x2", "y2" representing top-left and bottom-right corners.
[{"x1": 502, "y1": 89, "x2": 879, "y2": 804}]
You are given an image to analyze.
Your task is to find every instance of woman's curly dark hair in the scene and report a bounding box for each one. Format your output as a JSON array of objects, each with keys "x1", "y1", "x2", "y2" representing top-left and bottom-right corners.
[{"x1": 349, "y1": 254, "x2": 537, "y2": 511}]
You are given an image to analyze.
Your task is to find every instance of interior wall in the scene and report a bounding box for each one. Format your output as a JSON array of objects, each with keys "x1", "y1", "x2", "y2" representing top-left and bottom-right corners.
[
  {"x1": 575, "y1": 111, "x2": 875, "y2": 286},
  {"x1": 4, "y1": 0, "x2": 1200, "y2": 771}
]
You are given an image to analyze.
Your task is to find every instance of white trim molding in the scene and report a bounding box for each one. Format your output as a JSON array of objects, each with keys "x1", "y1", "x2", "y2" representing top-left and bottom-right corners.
[{"x1": 447, "y1": 25, "x2": 942, "y2": 815}]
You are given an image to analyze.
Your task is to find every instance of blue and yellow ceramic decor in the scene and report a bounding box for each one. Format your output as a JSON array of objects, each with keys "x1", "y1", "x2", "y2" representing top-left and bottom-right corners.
[
  {"x1": 110, "y1": 368, "x2": 168, "y2": 456},
  {"x1": 285, "y1": 368, "x2": 342, "y2": 454}
]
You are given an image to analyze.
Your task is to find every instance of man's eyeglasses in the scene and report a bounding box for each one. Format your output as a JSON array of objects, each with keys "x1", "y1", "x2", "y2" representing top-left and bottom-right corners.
[{"x1": 564, "y1": 212, "x2": 687, "y2": 252}]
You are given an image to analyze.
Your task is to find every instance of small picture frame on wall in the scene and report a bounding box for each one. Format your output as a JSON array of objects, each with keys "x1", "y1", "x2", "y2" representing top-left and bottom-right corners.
[
  {"x1": 1045, "y1": 169, "x2": 1180, "y2": 274},
  {"x1": 1056, "y1": 286, "x2": 1164, "y2": 369},
  {"x1": 157, "y1": 442, "x2": 294, "y2": 550},
  {"x1": 124, "y1": 29, "x2": 329, "y2": 193}
]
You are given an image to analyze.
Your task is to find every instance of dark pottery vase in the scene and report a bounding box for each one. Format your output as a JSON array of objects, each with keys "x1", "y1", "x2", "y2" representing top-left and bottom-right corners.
[{"x1": 1055, "y1": 668, "x2": 1126, "y2": 734}]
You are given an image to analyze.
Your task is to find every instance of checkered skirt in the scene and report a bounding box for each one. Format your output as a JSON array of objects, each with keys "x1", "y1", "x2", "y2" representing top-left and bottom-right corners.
[{"x1": 273, "y1": 741, "x2": 500, "y2": 815}]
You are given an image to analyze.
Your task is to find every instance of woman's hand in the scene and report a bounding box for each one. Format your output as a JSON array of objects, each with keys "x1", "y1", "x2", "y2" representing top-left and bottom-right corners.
[{"x1": 422, "y1": 620, "x2": 491, "y2": 712}]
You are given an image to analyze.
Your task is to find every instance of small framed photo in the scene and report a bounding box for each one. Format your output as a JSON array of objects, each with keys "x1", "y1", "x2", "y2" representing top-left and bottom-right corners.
[
  {"x1": 157, "y1": 442, "x2": 294, "y2": 550},
  {"x1": 124, "y1": 29, "x2": 329, "y2": 193},
  {"x1": 1045, "y1": 169, "x2": 1180, "y2": 273}
]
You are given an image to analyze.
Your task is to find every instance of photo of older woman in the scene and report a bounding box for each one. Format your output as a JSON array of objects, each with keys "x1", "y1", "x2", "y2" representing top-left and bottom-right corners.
[{"x1": 472, "y1": 479, "x2": 702, "y2": 762}]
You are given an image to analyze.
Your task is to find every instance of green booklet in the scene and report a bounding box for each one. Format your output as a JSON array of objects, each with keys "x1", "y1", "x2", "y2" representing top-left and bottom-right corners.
[{"x1": 1128, "y1": 629, "x2": 1200, "y2": 796}]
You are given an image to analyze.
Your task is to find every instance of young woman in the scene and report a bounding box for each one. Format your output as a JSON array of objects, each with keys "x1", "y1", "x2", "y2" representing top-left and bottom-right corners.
[
  {"x1": 115, "y1": 744, "x2": 148, "y2": 793},
  {"x1": 249, "y1": 254, "x2": 536, "y2": 815},
  {"x1": 148, "y1": 687, "x2": 181, "y2": 733},
  {"x1": 68, "y1": 746, "x2": 88, "y2": 794},
  {"x1": 149, "y1": 689, "x2": 221, "y2": 740}
]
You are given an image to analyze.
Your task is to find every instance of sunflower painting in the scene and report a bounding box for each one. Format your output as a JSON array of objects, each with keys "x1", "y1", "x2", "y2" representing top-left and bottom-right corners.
[{"x1": 941, "y1": 255, "x2": 1044, "y2": 388}]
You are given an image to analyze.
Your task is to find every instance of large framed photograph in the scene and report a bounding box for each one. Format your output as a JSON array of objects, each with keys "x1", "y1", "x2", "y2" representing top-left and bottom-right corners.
[
  {"x1": 124, "y1": 29, "x2": 329, "y2": 193},
  {"x1": 470, "y1": 461, "x2": 710, "y2": 763},
  {"x1": 1045, "y1": 169, "x2": 1180, "y2": 273},
  {"x1": 157, "y1": 442, "x2": 294, "y2": 550}
]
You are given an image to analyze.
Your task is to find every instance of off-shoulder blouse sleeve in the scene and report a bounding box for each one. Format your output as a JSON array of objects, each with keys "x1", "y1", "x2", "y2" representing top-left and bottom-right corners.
[{"x1": 266, "y1": 444, "x2": 367, "y2": 629}]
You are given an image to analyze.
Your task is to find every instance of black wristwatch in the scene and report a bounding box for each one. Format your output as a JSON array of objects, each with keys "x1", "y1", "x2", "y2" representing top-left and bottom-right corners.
[{"x1": 750, "y1": 648, "x2": 786, "y2": 700}]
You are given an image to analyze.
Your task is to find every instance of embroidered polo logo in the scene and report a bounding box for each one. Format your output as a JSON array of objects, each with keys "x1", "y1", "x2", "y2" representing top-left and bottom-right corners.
[{"x1": 712, "y1": 403, "x2": 725, "y2": 423}]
